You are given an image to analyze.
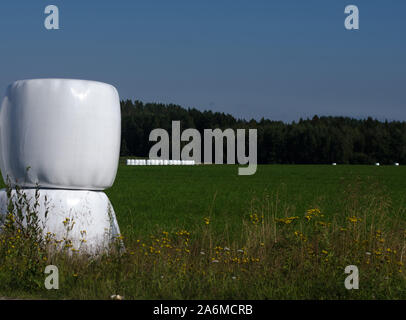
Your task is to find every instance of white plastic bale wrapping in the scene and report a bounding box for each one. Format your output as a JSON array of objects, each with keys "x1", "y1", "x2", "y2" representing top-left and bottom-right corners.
[
  {"x1": 0, "y1": 79, "x2": 123, "y2": 255},
  {"x1": 0, "y1": 79, "x2": 121, "y2": 190},
  {"x1": 0, "y1": 188, "x2": 120, "y2": 254}
]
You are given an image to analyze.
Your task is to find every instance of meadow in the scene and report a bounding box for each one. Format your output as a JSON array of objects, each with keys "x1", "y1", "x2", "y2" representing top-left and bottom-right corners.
[
  {"x1": 1, "y1": 163, "x2": 406, "y2": 299},
  {"x1": 107, "y1": 163, "x2": 406, "y2": 240}
]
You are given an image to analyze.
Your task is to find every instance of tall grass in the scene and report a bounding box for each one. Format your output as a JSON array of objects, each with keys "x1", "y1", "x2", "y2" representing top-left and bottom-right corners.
[{"x1": 0, "y1": 177, "x2": 405, "y2": 299}]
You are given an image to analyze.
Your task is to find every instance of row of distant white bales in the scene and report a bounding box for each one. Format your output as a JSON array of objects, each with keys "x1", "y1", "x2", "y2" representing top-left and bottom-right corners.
[
  {"x1": 127, "y1": 159, "x2": 400, "y2": 166},
  {"x1": 127, "y1": 159, "x2": 195, "y2": 165}
]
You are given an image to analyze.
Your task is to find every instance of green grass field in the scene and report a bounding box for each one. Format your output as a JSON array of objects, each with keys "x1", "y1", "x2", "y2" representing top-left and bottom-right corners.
[
  {"x1": 107, "y1": 164, "x2": 406, "y2": 239},
  {"x1": 2, "y1": 163, "x2": 406, "y2": 300}
]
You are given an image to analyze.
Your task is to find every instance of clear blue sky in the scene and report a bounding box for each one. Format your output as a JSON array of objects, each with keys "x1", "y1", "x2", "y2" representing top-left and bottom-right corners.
[{"x1": 0, "y1": 0, "x2": 405, "y2": 122}]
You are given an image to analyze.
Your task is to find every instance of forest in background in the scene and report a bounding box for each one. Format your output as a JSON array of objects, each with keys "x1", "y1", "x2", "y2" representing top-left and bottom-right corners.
[{"x1": 120, "y1": 99, "x2": 406, "y2": 164}]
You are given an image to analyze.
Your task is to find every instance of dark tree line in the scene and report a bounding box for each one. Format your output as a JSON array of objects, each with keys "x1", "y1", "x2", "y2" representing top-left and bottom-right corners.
[{"x1": 120, "y1": 99, "x2": 406, "y2": 164}]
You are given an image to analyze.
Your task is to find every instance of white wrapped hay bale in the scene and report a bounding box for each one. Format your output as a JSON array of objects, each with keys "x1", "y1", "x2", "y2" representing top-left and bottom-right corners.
[
  {"x1": 0, "y1": 188, "x2": 120, "y2": 254},
  {"x1": 0, "y1": 79, "x2": 120, "y2": 190}
]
